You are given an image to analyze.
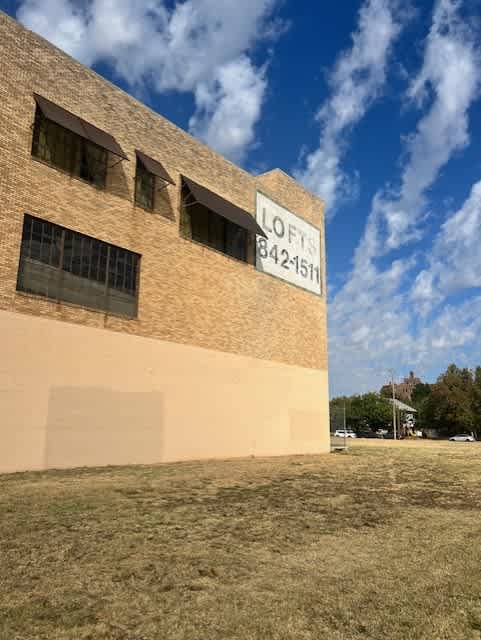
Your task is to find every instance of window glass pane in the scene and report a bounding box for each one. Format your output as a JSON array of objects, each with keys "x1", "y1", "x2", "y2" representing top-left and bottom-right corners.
[
  {"x1": 129, "y1": 255, "x2": 139, "y2": 295},
  {"x1": 135, "y1": 161, "x2": 155, "y2": 210},
  {"x1": 116, "y1": 251, "x2": 126, "y2": 290},
  {"x1": 98, "y1": 244, "x2": 108, "y2": 284},
  {"x1": 90, "y1": 240, "x2": 100, "y2": 282},
  {"x1": 90, "y1": 239, "x2": 106, "y2": 284},
  {"x1": 30, "y1": 218, "x2": 43, "y2": 261},
  {"x1": 79, "y1": 140, "x2": 107, "y2": 187},
  {"x1": 32, "y1": 110, "x2": 76, "y2": 173},
  {"x1": 39, "y1": 222, "x2": 53, "y2": 264},
  {"x1": 208, "y1": 211, "x2": 225, "y2": 252},
  {"x1": 51, "y1": 124, "x2": 75, "y2": 172},
  {"x1": 51, "y1": 227, "x2": 62, "y2": 268},
  {"x1": 124, "y1": 253, "x2": 134, "y2": 293},
  {"x1": 225, "y1": 222, "x2": 247, "y2": 261},
  {"x1": 71, "y1": 234, "x2": 83, "y2": 276},
  {"x1": 63, "y1": 231, "x2": 73, "y2": 272},
  {"x1": 108, "y1": 246, "x2": 117, "y2": 289},
  {"x1": 191, "y1": 206, "x2": 209, "y2": 245},
  {"x1": 132, "y1": 256, "x2": 139, "y2": 292},
  {"x1": 81, "y1": 237, "x2": 92, "y2": 278}
]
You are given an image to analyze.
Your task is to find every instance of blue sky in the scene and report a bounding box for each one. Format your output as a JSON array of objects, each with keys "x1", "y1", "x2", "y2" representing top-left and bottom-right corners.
[{"x1": 4, "y1": 0, "x2": 481, "y2": 397}]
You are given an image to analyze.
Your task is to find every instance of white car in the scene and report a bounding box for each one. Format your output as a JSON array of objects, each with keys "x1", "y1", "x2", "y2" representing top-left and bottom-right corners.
[
  {"x1": 449, "y1": 434, "x2": 475, "y2": 442},
  {"x1": 334, "y1": 429, "x2": 357, "y2": 438}
]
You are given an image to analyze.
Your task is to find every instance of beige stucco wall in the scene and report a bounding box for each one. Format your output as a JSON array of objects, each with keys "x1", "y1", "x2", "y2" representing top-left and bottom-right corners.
[{"x1": 0, "y1": 310, "x2": 329, "y2": 473}]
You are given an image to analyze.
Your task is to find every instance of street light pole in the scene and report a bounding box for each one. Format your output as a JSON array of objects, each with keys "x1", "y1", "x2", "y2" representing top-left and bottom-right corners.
[{"x1": 390, "y1": 369, "x2": 397, "y2": 440}]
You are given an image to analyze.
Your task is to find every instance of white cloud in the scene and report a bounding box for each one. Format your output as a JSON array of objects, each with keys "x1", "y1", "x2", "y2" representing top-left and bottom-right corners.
[
  {"x1": 295, "y1": 0, "x2": 406, "y2": 214},
  {"x1": 17, "y1": 0, "x2": 282, "y2": 162},
  {"x1": 328, "y1": 256, "x2": 417, "y2": 396},
  {"x1": 17, "y1": 0, "x2": 91, "y2": 62},
  {"x1": 328, "y1": 0, "x2": 481, "y2": 397},
  {"x1": 356, "y1": 0, "x2": 481, "y2": 263},
  {"x1": 417, "y1": 296, "x2": 481, "y2": 355},
  {"x1": 189, "y1": 56, "x2": 267, "y2": 163},
  {"x1": 329, "y1": 272, "x2": 481, "y2": 397},
  {"x1": 412, "y1": 180, "x2": 481, "y2": 314}
]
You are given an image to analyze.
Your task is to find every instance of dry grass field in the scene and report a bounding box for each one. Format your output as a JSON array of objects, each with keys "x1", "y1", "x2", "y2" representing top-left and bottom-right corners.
[{"x1": 2, "y1": 440, "x2": 481, "y2": 640}]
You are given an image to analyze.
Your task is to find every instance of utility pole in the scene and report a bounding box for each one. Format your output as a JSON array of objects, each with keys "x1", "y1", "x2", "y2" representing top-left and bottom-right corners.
[
  {"x1": 343, "y1": 403, "x2": 347, "y2": 450},
  {"x1": 389, "y1": 369, "x2": 397, "y2": 440}
]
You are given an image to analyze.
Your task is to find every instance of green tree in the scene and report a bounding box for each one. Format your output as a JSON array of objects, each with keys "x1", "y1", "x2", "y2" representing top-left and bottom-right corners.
[
  {"x1": 330, "y1": 393, "x2": 391, "y2": 432},
  {"x1": 423, "y1": 364, "x2": 474, "y2": 436},
  {"x1": 380, "y1": 384, "x2": 392, "y2": 400},
  {"x1": 412, "y1": 383, "x2": 432, "y2": 405},
  {"x1": 336, "y1": 393, "x2": 392, "y2": 432},
  {"x1": 411, "y1": 383, "x2": 432, "y2": 430}
]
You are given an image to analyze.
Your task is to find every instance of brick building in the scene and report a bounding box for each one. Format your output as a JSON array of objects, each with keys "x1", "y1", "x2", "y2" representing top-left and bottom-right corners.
[
  {"x1": 381, "y1": 372, "x2": 423, "y2": 403},
  {"x1": 395, "y1": 372, "x2": 422, "y2": 402},
  {"x1": 0, "y1": 12, "x2": 329, "y2": 473}
]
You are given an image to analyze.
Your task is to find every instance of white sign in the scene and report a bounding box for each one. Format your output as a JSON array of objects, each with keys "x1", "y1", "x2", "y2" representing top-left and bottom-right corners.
[{"x1": 256, "y1": 192, "x2": 322, "y2": 295}]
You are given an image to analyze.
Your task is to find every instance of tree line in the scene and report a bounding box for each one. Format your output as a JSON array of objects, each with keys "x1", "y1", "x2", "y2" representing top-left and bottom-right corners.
[{"x1": 330, "y1": 364, "x2": 481, "y2": 437}]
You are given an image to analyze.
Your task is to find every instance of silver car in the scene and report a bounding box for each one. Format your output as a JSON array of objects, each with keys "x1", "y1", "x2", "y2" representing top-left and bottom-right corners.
[{"x1": 449, "y1": 434, "x2": 475, "y2": 442}]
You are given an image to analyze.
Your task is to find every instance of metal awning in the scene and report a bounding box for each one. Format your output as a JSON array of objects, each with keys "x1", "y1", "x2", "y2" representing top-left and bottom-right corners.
[
  {"x1": 182, "y1": 176, "x2": 266, "y2": 237},
  {"x1": 136, "y1": 150, "x2": 175, "y2": 186},
  {"x1": 33, "y1": 93, "x2": 128, "y2": 160},
  {"x1": 389, "y1": 399, "x2": 417, "y2": 412}
]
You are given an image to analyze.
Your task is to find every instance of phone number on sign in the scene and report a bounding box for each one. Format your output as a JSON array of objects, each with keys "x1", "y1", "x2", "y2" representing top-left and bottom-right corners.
[{"x1": 257, "y1": 238, "x2": 320, "y2": 283}]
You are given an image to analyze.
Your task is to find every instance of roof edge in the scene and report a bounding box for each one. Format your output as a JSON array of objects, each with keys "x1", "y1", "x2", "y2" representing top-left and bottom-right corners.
[
  {"x1": 257, "y1": 168, "x2": 325, "y2": 207},
  {"x1": 0, "y1": 10, "x2": 254, "y2": 181}
]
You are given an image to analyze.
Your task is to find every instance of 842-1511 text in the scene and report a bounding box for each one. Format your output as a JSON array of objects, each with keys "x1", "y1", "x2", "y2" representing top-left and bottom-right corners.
[{"x1": 257, "y1": 237, "x2": 320, "y2": 284}]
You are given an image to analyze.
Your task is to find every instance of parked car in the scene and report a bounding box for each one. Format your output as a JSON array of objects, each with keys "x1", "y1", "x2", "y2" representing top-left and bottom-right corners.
[
  {"x1": 334, "y1": 429, "x2": 357, "y2": 438},
  {"x1": 357, "y1": 431, "x2": 377, "y2": 439},
  {"x1": 376, "y1": 432, "x2": 405, "y2": 440},
  {"x1": 449, "y1": 434, "x2": 475, "y2": 442}
]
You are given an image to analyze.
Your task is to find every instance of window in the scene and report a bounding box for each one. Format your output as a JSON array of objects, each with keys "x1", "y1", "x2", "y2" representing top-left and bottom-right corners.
[
  {"x1": 135, "y1": 158, "x2": 155, "y2": 210},
  {"x1": 189, "y1": 204, "x2": 248, "y2": 262},
  {"x1": 32, "y1": 108, "x2": 108, "y2": 188},
  {"x1": 181, "y1": 177, "x2": 259, "y2": 263},
  {"x1": 17, "y1": 215, "x2": 140, "y2": 317}
]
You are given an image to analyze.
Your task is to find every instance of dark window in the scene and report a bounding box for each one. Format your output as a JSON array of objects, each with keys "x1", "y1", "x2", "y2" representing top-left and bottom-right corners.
[
  {"x1": 189, "y1": 204, "x2": 248, "y2": 262},
  {"x1": 135, "y1": 159, "x2": 155, "y2": 210},
  {"x1": 17, "y1": 215, "x2": 139, "y2": 317},
  {"x1": 32, "y1": 108, "x2": 108, "y2": 188}
]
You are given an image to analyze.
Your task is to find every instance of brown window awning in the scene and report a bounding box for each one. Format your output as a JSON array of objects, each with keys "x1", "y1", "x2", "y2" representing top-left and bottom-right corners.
[
  {"x1": 136, "y1": 150, "x2": 175, "y2": 186},
  {"x1": 33, "y1": 93, "x2": 128, "y2": 160},
  {"x1": 182, "y1": 177, "x2": 266, "y2": 238}
]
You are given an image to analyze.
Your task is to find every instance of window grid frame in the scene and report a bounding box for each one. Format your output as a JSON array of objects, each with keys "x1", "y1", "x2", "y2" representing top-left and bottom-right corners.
[
  {"x1": 134, "y1": 158, "x2": 156, "y2": 211},
  {"x1": 17, "y1": 215, "x2": 140, "y2": 318}
]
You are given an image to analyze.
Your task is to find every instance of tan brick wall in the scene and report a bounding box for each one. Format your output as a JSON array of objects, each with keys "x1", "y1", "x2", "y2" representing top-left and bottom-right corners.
[{"x1": 0, "y1": 11, "x2": 328, "y2": 372}]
